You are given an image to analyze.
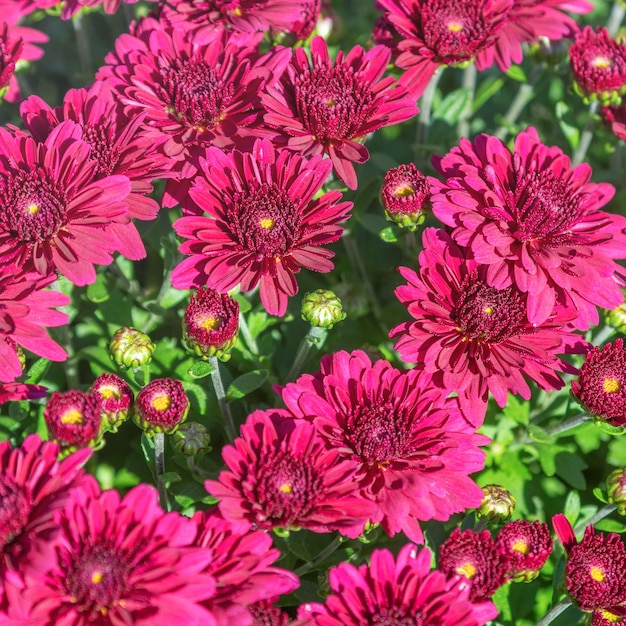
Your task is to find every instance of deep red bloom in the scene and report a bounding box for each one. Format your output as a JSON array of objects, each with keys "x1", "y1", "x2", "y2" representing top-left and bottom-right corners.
[
  {"x1": 602, "y1": 103, "x2": 626, "y2": 141},
  {"x1": 280, "y1": 350, "x2": 488, "y2": 542},
  {"x1": 21, "y1": 82, "x2": 172, "y2": 258},
  {"x1": 0, "y1": 382, "x2": 46, "y2": 404},
  {"x1": 133, "y1": 378, "x2": 190, "y2": 435},
  {"x1": 90, "y1": 373, "x2": 134, "y2": 433},
  {"x1": 192, "y1": 509, "x2": 299, "y2": 624},
  {"x1": 381, "y1": 162, "x2": 430, "y2": 229},
  {"x1": 378, "y1": 0, "x2": 512, "y2": 97},
  {"x1": 570, "y1": 26, "x2": 626, "y2": 104},
  {"x1": 0, "y1": 268, "x2": 69, "y2": 383},
  {"x1": 0, "y1": 435, "x2": 91, "y2": 606},
  {"x1": 430, "y1": 127, "x2": 626, "y2": 330},
  {"x1": 262, "y1": 36, "x2": 418, "y2": 189},
  {"x1": 591, "y1": 608, "x2": 626, "y2": 626},
  {"x1": 18, "y1": 484, "x2": 218, "y2": 625},
  {"x1": 300, "y1": 544, "x2": 498, "y2": 625},
  {"x1": 390, "y1": 228, "x2": 586, "y2": 425},
  {"x1": 206, "y1": 410, "x2": 376, "y2": 538},
  {"x1": 554, "y1": 515, "x2": 626, "y2": 611},
  {"x1": 495, "y1": 520, "x2": 553, "y2": 582},
  {"x1": 571, "y1": 339, "x2": 626, "y2": 427},
  {"x1": 172, "y1": 139, "x2": 351, "y2": 317},
  {"x1": 0, "y1": 122, "x2": 132, "y2": 286},
  {"x1": 439, "y1": 528, "x2": 510, "y2": 602},
  {"x1": 249, "y1": 600, "x2": 294, "y2": 626},
  {"x1": 97, "y1": 17, "x2": 290, "y2": 206},
  {"x1": 44, "y1": 390, "x2": 102, "y2": 452}
]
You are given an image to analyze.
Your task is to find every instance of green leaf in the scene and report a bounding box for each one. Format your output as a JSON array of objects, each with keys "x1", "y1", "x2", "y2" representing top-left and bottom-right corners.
[
  {"x1": 526, "y1": 425, "x2": 554, "y2": 444},
  {"x1": 595, "y1": 518, "x2": 626, "y2": 533},
  {"x1": 233, "y1": 293, "x2": 252, "y2": 314},
  {"x1": 140, "y1": 433, "x2": 155, "y2": 476},
  {"x1": 555, "y1": 451, "x2": 588, "y2": 490},
  {"x1": 433, "y1": 88, "x2": 472, "y2": 125},
  {"x1": 188, "y1": 360, "x2": 214, "y2": 379},
  {"x1": 24, "y1": 358, "x2": 51, "y2": 385},
  {"x1": 492, "y1": 582, "x2": 512, "y2": 622},
  {"x1": 182, "y1": 381, "x2": 209, "y2": 415},
  {"x1": 358, "y1": 213, "x2": 389, "y2": 238},
  {"x1": 563, "y1": 490, "x2": 581, "y2": 524},
  {"x1": 593, "y1": 487, "x2": 609, "y2": 504},
  {"x1": 226, "y1": 369, "x2": 269, "y2": 401},
  {"x1": 379, "y1": 225, "x2": 399, "y2": 243},
  {"x1": 555, "y1": 101, "x2": 580, "y2": 150},
  {"x1": 502, "y1": 395, "x2": 530, "y2": 425},
  {"x1": 86, "y1": 273, "x2": 110, "y2": 303},
  {"x1": 473, "y1": 76, "x2": 505, "y2": 112},
  {"x1": 505, "y1": 65, "x2": 527, "y2": 82}
]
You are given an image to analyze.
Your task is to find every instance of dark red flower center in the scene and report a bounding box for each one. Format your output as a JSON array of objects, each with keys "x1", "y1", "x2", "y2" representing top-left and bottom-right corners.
[
  {"x1": 508, "y1": 163, "x2": 585, "y2": 243},
  {"x1": 160, "y1": 55, "x2": 233, "y2": 131},
  {"x1": 0, "y1": 475, "x2": 32, "y2": 550},
  {"x1": 421, "y1": 0, "x2": 503, "y2": 63},
  {"x1": 453, "y1": 275, "x2": 526, "y2": 343},
  {"x1": 294, "y1": 62, "x2": 374, "y2": 143},
  {"x1": 0, "y1": 169, "x2": 67, "y2": 242},
  {"x1": 371, "y1": 607, "x2": 423, "y2": 625},
  {"x1": 230, "y1": 182, "x2": 303, "y2": 259},
  {"x1": 256, "y1": 450, "x2": 323, "y2": 527},
  {"x1": 66, "y1": 542, "x2": 132, "y2": 617},
  {"x1": 82, "y1": 122, "x2": 121, "y2": 178}
]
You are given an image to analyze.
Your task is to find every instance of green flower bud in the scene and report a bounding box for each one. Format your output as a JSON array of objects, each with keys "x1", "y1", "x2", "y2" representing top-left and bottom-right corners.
[
  {"x1": 477, "y1": 484, "x2": 516, "y2": 524},
  {"x1": 301, "y1": 289, "x2": 346, "y2": 329},
  {"x1": 109, "y1": 327, "x2": 155, "y2": 369},
  {"x1": 606, "y1": 298, "x2": 626, "y2": 333},
  {"x1": 607, "y1": 468, "x2": 626, "y2": 515},
  {"x1": 171, "y1": 421, "x2": 211, "y2": 457}
]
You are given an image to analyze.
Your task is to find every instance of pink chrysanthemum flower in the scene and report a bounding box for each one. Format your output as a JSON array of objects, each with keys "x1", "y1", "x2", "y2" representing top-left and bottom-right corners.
[
  {"x1": 0, "y1": 122, "x2": 132, "y2": 286},
  {"x1": 172, "y1": 139, "x2": 352, "y2": 317},
  {"x1": 206, "y1": 410, "x2": 376, "y2": 538},
  {"x1": 18, "y1": 483, "x2": 219, "y2": 625},
  {"x1": 97, "y1": 17, "x2": 290, "y2": 206},
  {"x1": 90, "y1": 372, "x2": 134, "y2": 433},
  {"x1": 0, "y1": 382, "x2": 46, "y2": 404},
  {"x1": 162, "y1": 0, "x2": 308, "y2": 37},
  {"x1": 0, "y1": 435, "x2": 91, "y2": 604},
  {"x1": 602, "y1": 103, "x2": 626, "y2": 141},
  {"x1": 381, "y1": 162, "x2": 431, "y2": 230},
  {"x1": 300, "y1": 544, "x2": 498, "y2": 625},
  {"x1": 495, "y1": 520, "x2": 553, "y2": 582},
  {"x1": 0, "y1": 24, "x2": 23, "y2": 103},
  {"x1": 430, "y1": 127, "x2": 626, "y2": 330},
  {"x1": 390, "y1": 228, "x2": 586, "y2": 425},
  {"x1": 439, "y1": 528, "x2": 510, "y2": 602},
  {"x1": 570, "y1": 26, "x2": 626, "y2": 105},
  {"x1": 133, "y1": 378, "x2": 190, "y2": 435},
  {"x1": 0, "y1": 268, "x2": 69, "y2": 383},
  {"x1": 280, "y1": 350, "x2": 488, "y2": 542},
  {"x1": 553, "y1": 514, "x2": 626, "y2": 612},
  {"x1": 377, "y1": 0, "x2": 513, "y2": 97},
  {"x1": 592, "y1": 608, "x2": 626, "y2": 626},
  {"x1": 262, "y1": 36, "x2": 418, "y2": 190},
  {"x1": 571, "y1": 339, "x2": 626, "y2": 427},
  {"x1": 191, "y1": 509, "x2": 299, "y2": 624},
  {"x1": 21, "y1": 82, "x2": 172, "y2": 259}
]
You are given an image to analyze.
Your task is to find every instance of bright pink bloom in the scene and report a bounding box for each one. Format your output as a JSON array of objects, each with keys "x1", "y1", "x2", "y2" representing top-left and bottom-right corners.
[
  {"x1": 18, "y1": 484, "x2": 218, "y2": 625},
  {"x1": 602, "y1": 103, "x2": 626, "y2": 140},
  {"x1": 390, "y1": 228, "x2": 586, "y2": 425},
  {"x1": 0, "y1": 435, "x2": 91, "y2": 607},
  {"x1": 300, "y1": 544, "x2": 498, "y2": 625},
  {"x1": 21, "y1": 82, "x2": 172, "y2": 259},
  {"x1": 192, "y1": 509, "x2": 299, "y2": 624},
  {"x1": 280, "y1": 350, "x2": 488, "y2": 542},
  {"x1": 43, "y1": 390, "x2": 102, "y2": 451},
  {"x1": 0, "y1": 383, "x2": 46, "y2": 404},
  {"x1": 206, "y1": 410, "x2": 376, "y2": 538},
  {"x1": 172, "y1": 139, "x2": 351, "y2": 317},
  {"x1": 262, "y1": 36, "x2": 418, "y2": 189},
  {"x1": 0, "y1": 24, "x2": 23, "y2": 103},
  {"x1": 97, "y1": 17, "x2": 290, "y2": 206},
  {"x1": 0, "y1": 122, "x2": 132, "y2": 286},
  {"x1": 0, "y1": 269, "x2": 69, "y2": 383},
  {"x1": 430, "y1": 127, "x2": 626, "y2": 330}
]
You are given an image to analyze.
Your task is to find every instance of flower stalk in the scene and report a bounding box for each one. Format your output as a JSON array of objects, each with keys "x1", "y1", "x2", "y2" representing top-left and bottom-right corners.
[{"x1": 209, "y1": 355, "x2": 237, "y2": 441}]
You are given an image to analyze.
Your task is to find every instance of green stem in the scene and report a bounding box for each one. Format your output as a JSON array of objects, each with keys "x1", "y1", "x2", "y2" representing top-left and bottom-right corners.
[
  {"x1": 574, "y1": 504, "x2": 617, "y2": 534},
  {"x1": 607, "y1": 1, "x2": 626, "y2": 38},
  {"x1": 238, "y1": 312, "x2": 259, "y2": 356},
  {"x1": 154, "y1": 433, "x2": 169, "y2": 511},
  {"x1": 294, "y1": 535, "x2": 343, "y2": 576},
  {"x1": 521, "y1": 413, "x2": 592, "y2": 444},
  {"x1": 72, "y1": 12, "x2": 93, "y2": 77},
  {"x1": 55, "y1": 324, "x2": 79, "y2": 389},
  {"x1": 415, "y1": 67, "x2": 444, "y2": 164},
  {"x1": 287, "y1": 325, "x2": 327, "y2": 381},
  {"x1": 209, "y1": 356, "x2": 237, "y2": 441},
  {"x1": 534, "y1": 598, "x2": 572, "y2": 626},
  {"x1": 571, "y1": 101, "x2": 599, "y2": 167},
  {"x1": 457, "y1": 63, "x2": 477, "y2": 138},
  {"x1": 591, "y1": 324, "x2": 616, "y2": 347},
  {"x1": 473, "y1": 517, "x2": 490, "y2": 532}
]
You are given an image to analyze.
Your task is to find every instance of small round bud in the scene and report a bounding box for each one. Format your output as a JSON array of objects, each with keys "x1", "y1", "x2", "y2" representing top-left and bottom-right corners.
[
  {"x1": 90, "y1": 373, "x2": 134, "y2": 433},
  {"x1": 44, "y1": 390, "x2": 102, "y2": 453},
  {"x1": 607, "y1": 468, "x2": 626, "y2": 515},
  {"x1": 183, "y1": 288, "x2": 239, "y2": 362},
  {"x1": 301, "y1": 289, "x2": 346, "y2": 329},
  {"x1": 606, "y1": 297, "x2": 626, "y2": 333},
  {"x1": 171, "y1": 421, "x2": 211, "y2": 457},
  {"x1": 109, "y1": 327, "x2": 155, "y2": 369},
  {"x1": 133, "y1": 378, "x2": 189, "y2": 435},
  {"x1": 477, "y1": 484, "x2": 516, "y2": 524},
  {"x1": 381, "y1": 163, "x2": 430, "y2": 231}
]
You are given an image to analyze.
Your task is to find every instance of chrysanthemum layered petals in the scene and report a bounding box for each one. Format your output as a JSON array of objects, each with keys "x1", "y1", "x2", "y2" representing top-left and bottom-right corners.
[{"x1": 397, "y1": 59, "x2": 439, "y2": 99}]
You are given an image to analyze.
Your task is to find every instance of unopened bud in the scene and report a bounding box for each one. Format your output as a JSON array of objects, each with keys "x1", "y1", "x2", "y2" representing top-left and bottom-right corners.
[
  {"x1": 301, "y1": 289, "x2": 346, "y2": 329},
  {"x1": 171, "y1": 421, "x2": 211, "y2": 457},
  {"x1": 109, "y1": 327, "x2": 155, "y2": 369},
  {"x1": 607, "y1": 468, "x2": 626, "y2": 515},
  {"x1": 477, "y1": 484, "x2": 516, "y2": 523}
]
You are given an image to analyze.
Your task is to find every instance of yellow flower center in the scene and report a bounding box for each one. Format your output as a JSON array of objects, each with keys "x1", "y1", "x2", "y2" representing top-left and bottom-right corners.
[
  {"x1": 279, "y1": 483, "x2": 293, "y2": 494},
  {"x1": 394, "y1": 185, "x2": 415, "y2": 198},
  {"x1": 200, "y1": 316, "x2": 220, "y2": 331},
  {"x1": 603, "y1": 377, "x2": 621, "y2": 393},
  {"x1": 26, "y1": 203, "x2": 40, "y2": 215},
  {"x1": 483, "y1": 306, "x2": 494, "y2": 315},
  {"x1": 151, "y1": 395, "x2": 171, "y2": 412},
  {"x1": 259, "y1": 218, "x2": 275, "y2": 230},
  {"x1": 456, "y1": 562, "x2": 476, "y2": 579},
  {"x1": 99, "y1": 385, "x2": 121, "y2": 400},
  {"x1": 61, "y1": 409, "x2": 84, "y2": 425},
  {"x1": 590, "y1": 566, "x2": 606, "y2": 583},
  {"x1": 592, "y1": 55, "x2": 612, "y2": 69},
  {"x1": 512, "y1": 540, "x2": 529, "y2": 555},
  {"x1": 448, "y1": 21, "x2": 464, "y2": 33},
  {"x1": 91, "y1": 571, "x2": 104, "y2": 584}
]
